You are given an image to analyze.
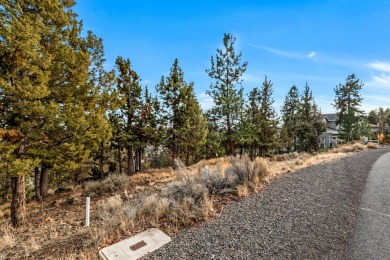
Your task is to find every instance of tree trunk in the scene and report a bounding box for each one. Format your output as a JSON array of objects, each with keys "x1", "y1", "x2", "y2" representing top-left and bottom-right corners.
[
  {"x1": 127, "y1": 146, "x2": 134, "y2": 175},
  {"x1": 40, "y1": 167, "x2": 49, "y2": 200},
  {"x1": 11, "y1": 175, "x2": 26, "y2": 227},
  {"x1": 118, "y1": 146, "x2": 122, "y2": 174},
  {"x1": 172, "y1": 133, "x2": 176, "y2": 169},
  {"x1": 227, "y1": 114, "x2": 233, "y2": 155},
  {"x1": 99, "y1": 142, "x2": 104, "y2": 179},
  {"x1": 34, "y1": 167, "x2": 42, "y2": 202},
  {"x1": 138, "y1": 148, "x2": 142, "y2": 172},
  {"x1": 135, "y1": 149, "x2": 139, "y2": 172}
]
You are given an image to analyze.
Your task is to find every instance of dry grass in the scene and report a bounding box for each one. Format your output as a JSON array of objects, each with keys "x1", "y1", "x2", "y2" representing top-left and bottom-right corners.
[
  {"x1": 236, "y1": 185, "x2": 249, "y2": 197},
  {"x1": 0, "y1": 203, "x2": 11, "y2": 220},
  {"x1": 228, "y1": 156, "x2": 269, "y2": 187},
  {"x1": 367, "y1": 142, "x2": 379, "y2": 149},
  {"x1": 0, "y1": 224, "x2": 15, "y2": 248},
  {"x1": 271, "y1": 152, "x2": 300, "y2": 161},
  {"x1": 0, "y1": 142, "x2": 383, "y2": 259},
  {"x1": 84, "y1": 174, "x2": 129, "y2": 195},
  {"x1": 352, "y1": 143, "x2": 365, "y2": 151}
]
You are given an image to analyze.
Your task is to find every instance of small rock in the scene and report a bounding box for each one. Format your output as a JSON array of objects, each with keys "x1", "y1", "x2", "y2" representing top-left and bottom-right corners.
[{"x1": 68, "y1": 197, "x2": 79, "y2": 205}]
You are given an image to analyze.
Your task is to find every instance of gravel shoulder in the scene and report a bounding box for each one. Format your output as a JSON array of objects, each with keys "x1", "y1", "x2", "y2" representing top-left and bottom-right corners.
[{"x1": 146, "y1": 147, "x2": 390, "y2": 260}]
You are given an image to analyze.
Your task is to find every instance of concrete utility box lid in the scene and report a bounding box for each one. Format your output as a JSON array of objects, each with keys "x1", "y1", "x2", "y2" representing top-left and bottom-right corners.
[{"x1": 99, "y1": 228, "x2": 171, "y2": 260}]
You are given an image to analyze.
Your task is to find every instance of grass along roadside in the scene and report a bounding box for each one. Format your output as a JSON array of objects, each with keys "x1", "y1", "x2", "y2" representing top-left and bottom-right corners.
[{"x1": 0, "y1": 142, "x2": 381, "y2": 259}]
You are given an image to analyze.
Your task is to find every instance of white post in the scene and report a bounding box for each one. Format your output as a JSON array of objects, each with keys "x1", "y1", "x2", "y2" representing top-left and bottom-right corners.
[{"x1": 85, "y1": 196, "x2": 90, "y2": 227}]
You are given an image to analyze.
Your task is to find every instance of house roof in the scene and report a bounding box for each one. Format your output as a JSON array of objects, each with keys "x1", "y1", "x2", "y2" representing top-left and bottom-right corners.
[{"x1": 322, "y1": 113, "x2": 338, "y2": 122}]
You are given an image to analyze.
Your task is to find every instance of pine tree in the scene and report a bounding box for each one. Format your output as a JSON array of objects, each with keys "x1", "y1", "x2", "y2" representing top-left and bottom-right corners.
[
  {"x1": 115, "y1": 57, "x2": 142, "y2": 175},
  {"x1": 178, "y1": 85, "x2": 207, "y2": 165},
  {"x1": 257, "y1": 76, "x2": 279, "y2": 157},
  {"x1": 281, "y1": 85, "x2": 300, "y2": 151},
  {"x1": 157, "y1": 59, "x2": 206, "y2": 166},
  {"x1": 297, "y1": 83, "x2": 325, "y2": 153},
  {"x1": 0, "y1": 1, "x2": 111, "y2": 226},
  {"x1": 333, "y1": 74, "x2": 363, "y2": 141},
  {"x1": 0, "y1": 0, "x2": 54, "y2": 226},
  {"x1": 137, "y1": 87, "x2": 164, "y2": 170},
  {"x1": 202, "y1": 110, "x2": 225, "y2": 159},
  {"x1": 356, "y1": 116, "x2": 373, "y2": 138},
  {"x1": 278, "y1": 124, "x2": 291, "y2": 153},
  {"x1": 206, "y1": 33, "x2": 248, "y2": 155},
  {"x1": 85, "y1": 32, "x2": 117, "y2": 179}
]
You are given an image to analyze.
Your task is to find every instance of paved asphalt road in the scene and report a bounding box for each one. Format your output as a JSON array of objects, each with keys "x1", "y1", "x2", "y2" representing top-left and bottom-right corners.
[{"x1": 347, "y1": 151, "x2": 390, "y2": 260}]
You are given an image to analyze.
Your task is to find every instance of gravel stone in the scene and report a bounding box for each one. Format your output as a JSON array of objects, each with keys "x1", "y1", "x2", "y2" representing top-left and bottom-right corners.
[{"x1": 146, "y1": 147, "x2": 390, "y2": 260}]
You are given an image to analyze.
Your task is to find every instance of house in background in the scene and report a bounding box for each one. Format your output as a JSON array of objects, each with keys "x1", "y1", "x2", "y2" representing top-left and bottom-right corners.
[
  {"x1": 319, "y1": 113, "x2": 385, "y2": 148},
  {"x1": 320, "y1": 113, "x2": 339, "y2": 148}
]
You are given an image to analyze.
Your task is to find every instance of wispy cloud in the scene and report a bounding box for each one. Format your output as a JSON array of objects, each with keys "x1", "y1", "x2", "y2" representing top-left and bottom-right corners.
[
  {"x1": 198, "y1": 92, "x2": 214, "y2": 111},
  {"x1": 365, "y1": 61, "x2": 390, "y2": 89},
  {"x1": 307, "y1": 51, "x2": 316, "y2": 58},
  {"x1": 367, "y1": 61, "x2": 390, "y2": 73},
  {"x1": 248, "y1": 43, "x2": 365, "y2": 70},
  {"x1": 247, "y1": 43, "x2": 319, "y2": 62},
  {"x1": 247, "y1": 43, "x2": 302, "y2": 58},
  {"x1": 364, "y1": 95, "x2": 390, "y2": 103},
  {"x1": 242, "y1": 73, "x2": 263, "y2": 84}
]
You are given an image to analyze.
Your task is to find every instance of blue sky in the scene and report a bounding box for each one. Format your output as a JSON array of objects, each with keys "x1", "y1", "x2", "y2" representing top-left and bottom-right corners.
[{"x1": 74, "y1": 0, "x2": 390, "y2": 114}]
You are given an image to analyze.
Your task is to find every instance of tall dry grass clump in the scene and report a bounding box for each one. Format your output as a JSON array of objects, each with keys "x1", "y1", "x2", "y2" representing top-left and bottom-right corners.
[
  {"x1": 95, "y1": 160, "x2": 216, "y2": 241},
  {"x1": 94, "y1": 157, "x2": 270, "y2": 247},
  {"x1": 84, "y1": 174, "x2": 129, "y2": 195},
  {"x1": 228, "y1": 156, "x2": 268, "y2": 187},
  {"x1": 0, "y1": 224, "x2": 15, "y2": 248},
  {"x1": 352, "y1": 143, "x2": 365, "y2": 151},
  {"x1": 236, "y1": 185, "x2": 249, "y2": 197},
  {"x1": 272, "y1": 152, "x2": 300, "y2": 161},
  {"x1": 366, "y1": 142, "x2": 379, "y2": 149}
]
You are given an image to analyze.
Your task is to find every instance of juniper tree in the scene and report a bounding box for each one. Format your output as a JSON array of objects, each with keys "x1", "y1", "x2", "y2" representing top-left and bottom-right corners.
[
  {"x1": 333, "y1": 74, "x2": 363, "y2": 141},
  {"x1": 206, "y1": 33, "x2": 247, "y2": 155}
]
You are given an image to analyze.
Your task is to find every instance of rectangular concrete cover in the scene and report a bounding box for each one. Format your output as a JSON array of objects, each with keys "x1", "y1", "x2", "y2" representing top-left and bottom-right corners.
[{"x1": 99, "y1": 228, "x2": 171, "y2": 260}]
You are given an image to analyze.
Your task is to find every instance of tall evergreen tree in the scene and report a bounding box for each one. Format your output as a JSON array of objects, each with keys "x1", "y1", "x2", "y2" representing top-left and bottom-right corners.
[
  {"x1": 0, "y1": 1, "x2": 51, "y2": 226},
  {"x1": 257, "y1": 76, "x2": 278, "y2": 157},
  {"x1": 206, "y1": 33, "x2": 247, "y2": 155},
  {"x1": 0, "y1": 1, "x2": 110, "y2": 226},
  {"x1": 85, "y1": 32, "x2": 117, "y2": 180},
  {"x1": 297, "y1": 83, "x2": 325, "y2": 153},
  {"x1": 115, "y1": 57, "x2": 142, "y2": 175},
  {"x1": 281, "y1": 85, "x2": 300, "y2": 151},
  {"x1": 202, "y1": 109, "x2": 225, "y2": 159},
  {"x1": 178, "y1": 85, "x2": 207, "y2": 165},
  {"x1": 157, "y1": 59, "x2": 206, "y2": 166},
  {"x1": 333, "y1": 74, "x2": 363, "y2": 141}
]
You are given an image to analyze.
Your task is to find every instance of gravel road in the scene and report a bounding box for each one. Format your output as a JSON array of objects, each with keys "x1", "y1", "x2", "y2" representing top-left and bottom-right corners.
[{"x1": 146, "y1": 147, "x2": 390, "y2": 260}]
